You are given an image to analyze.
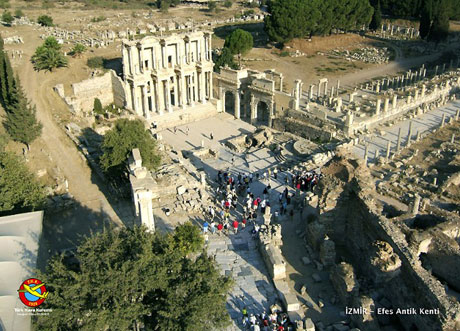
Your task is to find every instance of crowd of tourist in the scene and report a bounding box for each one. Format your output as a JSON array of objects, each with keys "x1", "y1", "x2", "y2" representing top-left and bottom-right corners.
[
  {"x1": 242, "y1": 307, "x2": 291, "y2": 330},
  {"x1": 200, "y1": 167, "x2": 322, "y2": 329}
]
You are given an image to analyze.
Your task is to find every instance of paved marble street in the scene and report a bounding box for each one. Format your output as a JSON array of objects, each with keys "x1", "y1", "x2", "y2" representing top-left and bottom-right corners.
[
  {"x1": 353, "y1": 101, "x2": 459, "y2": 163},
  {"x1": 207, "y1": 229, "x2": 279, "y2": 330}
]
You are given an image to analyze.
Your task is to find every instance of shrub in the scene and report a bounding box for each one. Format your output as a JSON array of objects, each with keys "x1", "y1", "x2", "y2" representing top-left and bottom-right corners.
[
  {"x1": 37, "y1": 14, "x2": 53, "y2": 26},
  {"x1": 93, "y1": 98, "x2": 103, "y2": 114},
  {"x1": 1, "y1": 10, "x2": 13, "y2": 24},
  {"x1": 86, "y1": 56, "x2": 104, "y2": 68}
]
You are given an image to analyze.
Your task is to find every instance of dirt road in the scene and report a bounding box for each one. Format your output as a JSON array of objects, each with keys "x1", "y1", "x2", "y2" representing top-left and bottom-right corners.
[{"x1": 10, "y1": 29, "x2": 125, "y2": 258}]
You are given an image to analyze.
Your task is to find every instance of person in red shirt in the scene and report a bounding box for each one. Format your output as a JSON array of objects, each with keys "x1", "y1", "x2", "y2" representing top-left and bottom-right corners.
[
  {"x1": 217, "y1": 223, "x2": 223, "y2": 236},
  {"x1": 242, "y1": 218, "x2": 247, "y2": 230},
  {"x1": 232, "y1": 220, "x2": 239, "y2": 234}
]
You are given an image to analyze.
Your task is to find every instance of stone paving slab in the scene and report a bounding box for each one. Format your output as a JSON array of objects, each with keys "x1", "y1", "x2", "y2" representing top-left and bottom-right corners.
[{"x1": 206, "y1": 228, "x2": 278, "y2": 330}]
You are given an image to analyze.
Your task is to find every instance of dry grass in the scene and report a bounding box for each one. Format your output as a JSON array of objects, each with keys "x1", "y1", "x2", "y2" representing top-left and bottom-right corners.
[{"x1": 285, "y1": 34, "x2": 386, "y2": 56}]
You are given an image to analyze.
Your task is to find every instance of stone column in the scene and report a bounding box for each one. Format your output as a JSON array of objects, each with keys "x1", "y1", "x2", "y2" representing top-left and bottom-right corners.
[
  {"x1": 324, "y1": 81, "x2": 328, "y2": 96},
  {"x1": 209, "y1": 71, "x2": 214, "y2": 99},
  {"x1": 153, "y1": 80, "x2": 161, "y2": 115},
  {"x1": 268, "y1": 101, "x2": 274, "y2": 128},
  {"x1": 451, "y1": 134, "x2": 456, "y2": 144},
  {"x1": 384, "y1": 98, "x2": 389, "y2": 113},
  {"x1": 396, "y1": 128, "x2": 402, "y2": 151},
  {"x1": 279, "y1": 74, "x2": 284, "y2": 92},
  {"x1": 161, "y1": 43, "x2": 166, "y2": 68},
  {"x1": 180, "y1": 74, "x2": 186, "y2": 109},
  {"x1": 309, "y1": 85, "x2": 314, "y2": 100},
  {"x1": 364, "y1": 144, "x2": 369, "y2": 166},
  {"x1": 376, "y1": 99, "x2": 381, "y2": 115},
  {"x1": 421, "y1": 84, "x2": 426, "y2": 97},
  {"x1": 336, "y1": 80, "x2": 340, "y2": 96},
  {"x1": 456, "y1": 109, "x2": 459, "y2": 121},
  {"x1": 250, "y1": 94, "x2": 256, "y2": 124},
  {"x1": 414, "y1": 89, "x2": 419, "y2": 101},
  {"x1": 441, "y1": 113, "x2": 446, "y2": 127},
  {"x1": 200, "y1": 71, "x2": 206, "y2": 103},
  {"x1": 407, "y1": 121, "x2": 413, "y2": 145},
  {"x1": 386, "y1": 140, "x2": 391, "y2": 158},
  {"x1": 133, "y1": 85, "x2": 142, "y2": 116},
  {"x1": 234, "y1": 91, "x2": 240, "y2": 119},
  {"x1": 219, "y1": 87, "x2": 225, "y2": 112},
  {"x1": 142, "y1": 85, "x2": 149, "y2": 119},
  {"x1": 392, "y1": 95, "x2": 398, "y2": 110},
  {"x1": 193, "y1": 72, "x2": 198, "y2": 103},
  {"x1": 336, "y1": 97, "x2": 342, "y2": 113},
  {"x1": 139, "y1": 46, "x2": 144, "y2": 73},
  {"x1": 137, "y1": 190, "x2": 154, "y2": 232},
  {"x1": 411, "y1": 195, "x2": 421, "y2": 215},
  {"x1": 158, "y1": 80, "x2": 165, "y2": 114},
  {"x1": 165, "y1": 79, "x2": 172, "y2": 113}
]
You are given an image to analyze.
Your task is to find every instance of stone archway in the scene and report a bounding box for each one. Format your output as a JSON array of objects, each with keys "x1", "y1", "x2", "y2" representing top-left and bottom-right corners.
[
  {"x1": 256, "y1": 101, "x2": 269, "y2": 125},
  {"x1": 224, "y1": 91, "x2": 235, "y2": 115}
]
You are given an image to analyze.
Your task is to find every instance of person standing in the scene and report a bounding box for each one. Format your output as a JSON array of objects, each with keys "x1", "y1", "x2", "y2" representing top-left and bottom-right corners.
[
  {"x1": 232, "y1": 219, "x2": 239, "y2": 234},
  {"x1": 210, "y1": 220, "x2": 216, "y2": 234},
  {"x1": 203, "y1": 221, "x2": 209, "y2": 234},
  {"x1": 217, "y1": 222, "x2": 223, "y2": 236},
  {"x1": 210, "y1": 132, "x2": 214, "y2": 140}
]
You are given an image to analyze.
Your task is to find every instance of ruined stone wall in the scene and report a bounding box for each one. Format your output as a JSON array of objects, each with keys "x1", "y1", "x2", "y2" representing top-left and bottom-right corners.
[
  {"x1": 55, "y1": 70, "x2": 127, "y2": 115},
  {"x1": 315, "y1": 155, "x2": 460, "y2": 330},
  {"x1": 273, "y1": 108, "x2": 336, "y2": 141},
  {"x1": 72, "y1": 71, "x2": 114, "y2": 111},
  {"x1": 111, "y1": 71, "x2": 127, "y2": 108},
  {"x1": 424, "y1": 233, "x2": 460, "y2": 292}
]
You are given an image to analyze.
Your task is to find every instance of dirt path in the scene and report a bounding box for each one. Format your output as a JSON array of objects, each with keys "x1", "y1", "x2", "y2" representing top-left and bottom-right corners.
[
  {"x1": 336, "y1": 41, "x2": 460, "y2": 89},
  {"x1": 9, "y1": 30, "x2": 125, "y2": 258}
]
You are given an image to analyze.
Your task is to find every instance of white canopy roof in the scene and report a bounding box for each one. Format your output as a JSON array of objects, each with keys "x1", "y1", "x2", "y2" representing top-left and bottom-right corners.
[{"x1": 0, "y1": 211, "x2": 43, "y2": 331}]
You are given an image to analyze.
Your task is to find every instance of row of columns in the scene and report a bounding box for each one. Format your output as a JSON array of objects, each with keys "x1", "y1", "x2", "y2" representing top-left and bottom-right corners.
[
  {"x1": 308, "y1": 80, "x2": 340, "y2": 100},
  {"x1": 124, "y1": 35, "x2": 212, "y2": 76},
  {"x1": 130, "y1": 70, "x2": 213, "y2": 118}
]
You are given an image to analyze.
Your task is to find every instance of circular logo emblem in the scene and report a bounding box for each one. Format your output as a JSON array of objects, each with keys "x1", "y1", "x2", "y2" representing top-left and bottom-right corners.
[{"x1": 18, "y1": 278, "x2": 49, "y2": 307}]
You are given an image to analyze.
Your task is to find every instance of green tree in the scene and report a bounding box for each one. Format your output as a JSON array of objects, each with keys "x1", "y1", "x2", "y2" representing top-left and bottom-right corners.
[
  {"x1": 70, "y1": 43, "x2": 86, "y2": 57},
  {"x1": 31, "y1": 37, "x2": 68, "y2": 72},
  {"x1": 208, "y1": 0, "x2": 217, "y2": 12},
  {"x1": 428, "y1": 0, "x2": 449, "y2": 42},
  {"x1": 37, "y1": 14, "x2": 53, "y2": 26},
  {"x1": 0, "y1": 133, "x2": 8, "y2": 151},
  {"x1": 34, "y1": 225, "x2": 232, "y2": 330},
  {"x1": 369, "y1": 0, "x2": 382, "y2": 31},
  {"x1": 0, "y1": 151, "x2": 46, "y2": 214},
  {"x1": 14, "y1": 9, "x2": 23, "y2": 18},
  {"x1": 213, "y1": 47, "x2": 237, "y2": 72},
  {"x1": 264, "y1": 0, "x2": 321, "y2": 42},
  {"x1": 420, "y1": 0, "x2": 433, "y2": 39},
  {"x1": 171, "y1": 221, "x2": 204, "y2": 255},
  {"x1": 224, "y1": 29, "x2": 253, "y2": 65},
  {"x1": 86, "y1": 56, "x2": 104, "y2": 68},
  {"x1": 71, "y1": 43, "x2": 85, "y2": 56},
  {"x1": 93, "y1": 97, "x2": 103, "y2": 114},
  {"x1": 223, "y1": 0, "x2": 232, "y2": 8},
  {"x1": 100, "y1": 119, "x2": 161, "y2": 174},
  {"x1": 1, "y1": 10, "x2": 13, "y2": 25},
  {"x1": 4, "y1": 90, "x2": 42, "y2": 149}
]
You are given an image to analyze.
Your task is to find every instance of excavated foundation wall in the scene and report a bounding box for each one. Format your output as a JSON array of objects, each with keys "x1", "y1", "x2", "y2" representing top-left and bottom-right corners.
[{"x1": 313, "y1": 156, "x2": 460, "y2": 331}]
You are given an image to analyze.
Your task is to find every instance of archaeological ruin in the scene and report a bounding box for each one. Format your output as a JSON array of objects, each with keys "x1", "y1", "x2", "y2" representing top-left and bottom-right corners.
[{"x1": 121, "y1": 31, "x2": 214, "y2": 118}]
